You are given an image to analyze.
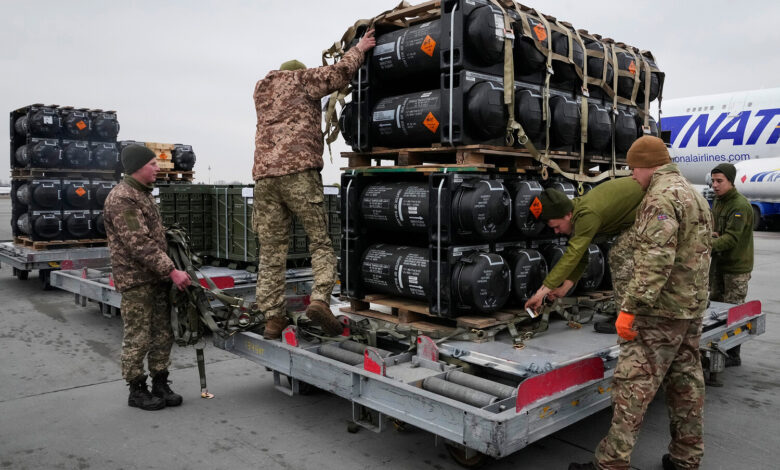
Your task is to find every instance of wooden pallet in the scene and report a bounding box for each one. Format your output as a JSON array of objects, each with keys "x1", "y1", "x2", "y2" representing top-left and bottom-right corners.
[
  {"x1": 156, "y1": 170, "x2": 194, "y2": 182},
  {"x1": 343, "y1": 145, "x2": 626, "y2": 175},
  {"x1": 145, "y1": 142, "x2": 175, "y2": 170},
  {"x1": 340, "y1": 294, "x2": 522, "y2": 338},
  {"x1": 11, "y1": 168, "x2": 117, "y2": 179},
  {"x1": 14, "y1": 236, "x2": 107, "y2": 250}
]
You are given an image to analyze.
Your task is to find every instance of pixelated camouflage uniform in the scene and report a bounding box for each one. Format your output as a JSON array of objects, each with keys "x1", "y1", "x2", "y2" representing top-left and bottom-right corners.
[
  {"x1": 251, "y1": 46, "x2": 365, "y2": 318},
  {"x1": 710, "y1": 187, "x2": 753, "y2": 305},
  {"x1": 104, "y1": 176, "x2": 175, "y2": 382},
  {"x1": 594, "y1": 164, "x2": 713, "y2": 470}
]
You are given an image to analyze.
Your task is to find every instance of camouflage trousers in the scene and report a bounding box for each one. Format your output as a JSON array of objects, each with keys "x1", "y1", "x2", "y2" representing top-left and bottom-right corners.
[
  {"x1": 120, "y1": 282, "x2": 174, "y2": 382},
  {"x1": 607, "y1": 230, "x2": 634, "y2": 309},
  {"x1": 709, "y1": 264, "x2": 751, "y2": 304},
  {"x1": 253, "y1": 169, "x2": 337, "y2": 318},
  {"x1": 594, "y1": 316, "x2": 705, "y2": 470}
]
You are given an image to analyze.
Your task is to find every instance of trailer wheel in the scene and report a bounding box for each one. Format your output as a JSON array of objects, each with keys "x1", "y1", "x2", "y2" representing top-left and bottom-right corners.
[
  {"x1": 13, "y1": 268, "x2": 29, "y2": 280},
  {"x1": 39, "y1": 269, "x2": 53, "y2": 290},
  {"x1": 445, "y1": 443, "x2": 488, "y2": 468},
  {"x1": 752, "y1": 205, "x2": 766, "y2": 231}
]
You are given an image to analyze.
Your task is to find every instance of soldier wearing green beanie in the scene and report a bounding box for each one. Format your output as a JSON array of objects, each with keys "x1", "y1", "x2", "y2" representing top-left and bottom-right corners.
[
  {"x1": 709, "y1": 162, "x2": 754, "y2": 370},
  {"x1": 252, "y1": 29, "x2": 376, "y2": 340},
  {"x1": 103, "y1": 143, "x2": 192, "y2": 411},
  {"x1": 525, "y1": 178, "x2": 645, "y2": 321}
]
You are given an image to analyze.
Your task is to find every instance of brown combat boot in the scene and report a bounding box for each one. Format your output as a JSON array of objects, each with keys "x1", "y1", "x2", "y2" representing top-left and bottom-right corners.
[
  {"x1": 306, "y1": 300, "x2": 342, "y2": 336},
  {"x1": 263, "y1": 315, "x2": 290, "y2": 340}
]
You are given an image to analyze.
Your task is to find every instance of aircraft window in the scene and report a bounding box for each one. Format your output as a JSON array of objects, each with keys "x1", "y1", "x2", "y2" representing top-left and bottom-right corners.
[
  {"x1": 710, "y1": 106, "x2": 714, "y2": 110},
  {"x1": 748, "y1": 102, "x2": 752, "y2": 107},
  {"x1": 686, "y1": 108, "x2": 690, "y2": 112},
  {"x1": 698, "y1": 107, "x2": 702, "y2": 111},
  {"x1": 722, "y1": 105, "x2": 727, "y2": 109}
]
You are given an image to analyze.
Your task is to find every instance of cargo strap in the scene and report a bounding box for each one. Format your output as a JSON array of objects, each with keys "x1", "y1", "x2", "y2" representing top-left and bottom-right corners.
[
  {"x1": 166, "y1": 227, "x2": 253, "y2": 397},
  {"x1": 496, "y1": 2, "x2": 627, "y2": 184},
  {"x1": 322, "y1": 1, "x2": 442, "y2": 158}
]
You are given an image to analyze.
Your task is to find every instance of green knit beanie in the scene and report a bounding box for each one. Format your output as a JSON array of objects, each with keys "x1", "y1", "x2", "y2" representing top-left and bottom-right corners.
[
  {"x1": 537, "y1": 188, "x2": 574, "y2": 221},
  {"x1": 280, "y1": 60, "x2": 306, "y2": 71},
  {"x1": 711, "y1": 163, "x2": 736, "y2": 184},
  {"x1": 121, "y1": 144, "x2": 156, "y2": 175}
]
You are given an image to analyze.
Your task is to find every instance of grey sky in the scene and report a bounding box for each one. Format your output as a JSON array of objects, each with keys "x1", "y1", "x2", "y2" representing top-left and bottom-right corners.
[{"x1": 2, "y1": 0, "x2": 778, "y2": 185}]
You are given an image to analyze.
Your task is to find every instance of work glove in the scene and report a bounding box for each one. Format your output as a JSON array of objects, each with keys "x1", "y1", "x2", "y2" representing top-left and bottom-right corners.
[{"x1": 615, "y1": 311, "x2": 637, "y2": 341}]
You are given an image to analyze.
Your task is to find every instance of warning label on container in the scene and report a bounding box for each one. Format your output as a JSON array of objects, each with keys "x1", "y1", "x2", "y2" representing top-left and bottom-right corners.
[
  {"x1": 421, "y1": 35, "x2": 436, "y2": 57},
  {"x1": 423, "y1": 112, "x2": 439, "y2": 133},
  {"x1": 533, "y1": 24, "x2": 547, "y2": 42},
  {"x1": 75, "y1": 187, "x2": 86, "y2": 197},
  {"x1": 530, "y1": 196, "x2": 543, "y2": 219},
  {"x1": 628, "y1": 61, "x2": 636, "y2": 75},
  {"x1": 76, "y1": 120, "x2": 87, "y2": 130}
]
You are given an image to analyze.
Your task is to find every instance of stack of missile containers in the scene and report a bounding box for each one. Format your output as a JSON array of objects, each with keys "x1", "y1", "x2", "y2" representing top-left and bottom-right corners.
[
  {"x1": 339, "y1": 0, "x2": 664, "y2": 319},
  {"x1": 9, "y1": 104, "x2": 121, "y2": 243}
]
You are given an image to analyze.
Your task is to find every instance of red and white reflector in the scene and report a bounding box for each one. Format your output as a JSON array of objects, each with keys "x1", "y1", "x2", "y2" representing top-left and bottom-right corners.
[
  {"x1": 516, "y1": 357, "x2": 604, "y2": 412},
  {"x1": 727, "y1": 300, "x2": 761, "y2": 327},
  {"x1": 281, "y1": 325, "x2": 299, "y2": 347}
]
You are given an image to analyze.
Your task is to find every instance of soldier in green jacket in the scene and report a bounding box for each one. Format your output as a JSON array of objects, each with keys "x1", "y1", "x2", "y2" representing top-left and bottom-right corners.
[
  {"x1": 570, "y1": 136, "x2": 713, "y2": 470},
  {"x1": 709, "y1": 163, "x2": 754, "y2": 367},
  {"x1": 524, "y1": 177, "x2": 645, "y2": 327}
]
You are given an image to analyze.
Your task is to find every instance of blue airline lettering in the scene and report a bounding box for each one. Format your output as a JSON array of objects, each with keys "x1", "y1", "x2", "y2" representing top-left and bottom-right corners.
[
  {"x1": 661, "y1": 108, "x2": 780, "y2": 148},
  {"x1": 746, "y1": 108, "x2": 780, "y2": 144},
  {"x1": 750, "y1": 170, "x2": 780, "y2": 182},
  {"x1": 678, "y1": 113, "x2": 728, "y2": 148}
]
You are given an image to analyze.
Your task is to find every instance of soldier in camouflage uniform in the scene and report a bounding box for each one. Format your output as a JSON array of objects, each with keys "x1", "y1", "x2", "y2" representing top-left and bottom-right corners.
[
  {"x1": 570, "y1": 136, "x2": 713, "y2": 470},
  {"x1": 524, "y1": 178, "x2": 645, "y2": 332},
  {"x1": 709, "y1": 163, "x2": 754, "y2": 367},
  {"x1": 104, "y1": 145, "x2": 192, "y2": 411},
  {"x1": 252, "y1": 30, "x2": 376, "y2": 339}
]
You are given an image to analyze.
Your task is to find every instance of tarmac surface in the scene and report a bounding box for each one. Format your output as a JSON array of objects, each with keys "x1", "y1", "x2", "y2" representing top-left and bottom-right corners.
[{"x1": 1, "y1": 196, "x2": 779, "y2": 470}]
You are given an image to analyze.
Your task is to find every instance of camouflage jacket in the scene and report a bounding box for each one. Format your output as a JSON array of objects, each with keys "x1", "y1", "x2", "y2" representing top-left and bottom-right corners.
[
  {"x1": 252, "y1": 46, "x2": 365, "y2": 180},
  {"x1": 621, "y1": 164, "x2": 713, "y2": 319},
  {"x1": 103, "y1": 177, "x2": 174, "y2": 292}
]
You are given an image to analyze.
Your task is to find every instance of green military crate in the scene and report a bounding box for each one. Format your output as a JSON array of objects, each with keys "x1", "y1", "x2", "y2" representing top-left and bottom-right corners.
[
  {"x1": 161, "y1": 211, "x2": 176, "y2": 229},
  {"x1": 190, "y1": 235, "x2": 205, "y2": 252},
  {"x1": 158, "y1": 192, "x2": 176, "y2": 212},
  {"x1": 292, "y1": 217, "x2": 306, "y2": 236},
  {"x1": 175, "y1": 213, "x2": 190, "y2": 232}
]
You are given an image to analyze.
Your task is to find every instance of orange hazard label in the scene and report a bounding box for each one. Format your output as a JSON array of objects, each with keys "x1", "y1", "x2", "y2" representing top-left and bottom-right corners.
[
  {"x1": 159, "y1": 153, "x2": 169, "y2": 160},
  {"x1": 530, "y1": 196, "x2": 543, "y2": 219},
  {"x1": 76, "y1": 120, "x2": 87, "y2": 131},
  {"x1": 423, "y1": 112, "x2": 439, "y2": 133},
  {"x1": 75, "y1": 187, "x2": 86, "y2": 197},
  {"x1": 421, "y1": 35, "x2": 436, "y2": 57},
  {"x1": 533, "y1": 24, "x2": 547, "y2": 42},
  {"x1": 628, "y1": 61, "x2": 636, "y2": 75}
]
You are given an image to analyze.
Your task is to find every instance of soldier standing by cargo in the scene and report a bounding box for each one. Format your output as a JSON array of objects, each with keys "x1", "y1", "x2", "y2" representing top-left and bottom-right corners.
[
  {"x1": 104, "y1": 144, "x2": 192, "y2": 411},
  {"x1": 709, "y1": 163, "x2": 754, "y2": 367},
  {"x1": 570, "y1": 136, "x2": 713, "y2": 470},
  {"x1": 252, "y1": 30, "x2": 376, "y2": 339},
  {"x1": 524, "y1": 178, "x2": 645, "y2": 332}
]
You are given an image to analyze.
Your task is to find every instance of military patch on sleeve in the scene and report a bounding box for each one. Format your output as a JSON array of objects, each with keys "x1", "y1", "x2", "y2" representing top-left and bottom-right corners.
[
  {"x1": 122, "y1": 210, "x2": 141, "y2": 232},
  {"x1": 734, "y1": 212, "x2": 742, "y2": 218},
  {"x1": 657, "y1": 214, "x2": 668, "y2": 221}
]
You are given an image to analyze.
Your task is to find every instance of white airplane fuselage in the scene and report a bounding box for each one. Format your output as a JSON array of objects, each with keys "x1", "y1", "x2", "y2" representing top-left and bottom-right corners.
[{"x1": 661, "y1": 88, "x2": 780, "y2": 184}]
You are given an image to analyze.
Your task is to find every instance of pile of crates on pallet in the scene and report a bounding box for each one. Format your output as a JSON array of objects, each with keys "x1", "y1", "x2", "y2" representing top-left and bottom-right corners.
[
  {"x1": 118, "y1": 140, "x2": 197, "y2": 183},
  {"x1": 337, "y1": 0, "x2": 664, "y2": 320},
  {"x1": 9, "y1": 103, "x2": 120, "y2": 246},
  {"x1": 155, "y1": 184, "x2": 341, "y2": 267}
]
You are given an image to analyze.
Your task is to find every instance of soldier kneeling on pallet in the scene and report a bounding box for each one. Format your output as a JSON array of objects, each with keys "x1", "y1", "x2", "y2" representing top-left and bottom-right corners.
[
  {"x1": 524, "y1": 177, "x2": 646, "y2": 332},
  {"x1": 104, "y1": 144, "x2": 192, "y2": 411},
  {"x1": 250, "y1": 29, "x2": 376, "y2": 339}
]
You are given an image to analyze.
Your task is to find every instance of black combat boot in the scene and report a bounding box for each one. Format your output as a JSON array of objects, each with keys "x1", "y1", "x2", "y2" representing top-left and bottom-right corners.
[
  {"x1": 662, "y1": 453, "x2": 682, "y2": 470},
  {"x1": 568, "y1": 463, "x2": 597, "y2": 470},
  {"x1": 151, "y1": 370, "x2": 183, "y2": 407},
  {"x1": 128, "y1": 375, "x2": 166, "y2": 411}
]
